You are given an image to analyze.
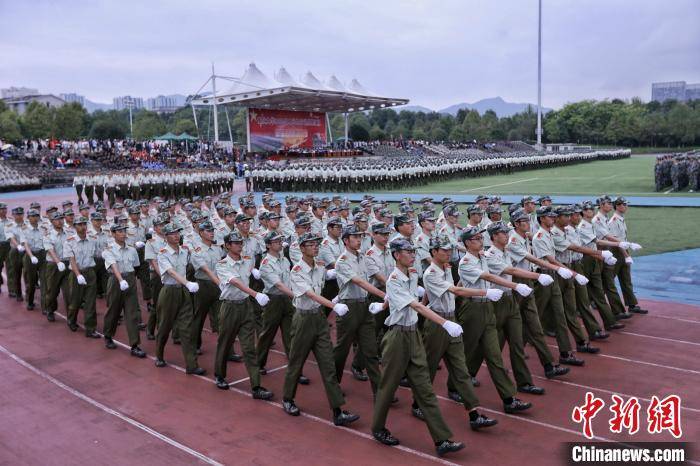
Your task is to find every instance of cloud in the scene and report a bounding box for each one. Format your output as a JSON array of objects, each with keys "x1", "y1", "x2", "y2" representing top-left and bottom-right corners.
[{"x1": 0, "y1": 0, "x2": 698, "y2": 109}]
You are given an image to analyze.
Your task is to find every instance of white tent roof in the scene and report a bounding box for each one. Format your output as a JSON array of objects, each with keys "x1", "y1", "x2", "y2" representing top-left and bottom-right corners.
[{"x1": 191, "y1": 63, "x2": 408, "y2": 113}]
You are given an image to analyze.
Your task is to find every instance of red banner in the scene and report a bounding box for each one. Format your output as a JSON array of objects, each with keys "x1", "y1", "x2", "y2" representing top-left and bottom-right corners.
[{"x1": 248, "y1": 108, "x2": 326, "y2": 152}]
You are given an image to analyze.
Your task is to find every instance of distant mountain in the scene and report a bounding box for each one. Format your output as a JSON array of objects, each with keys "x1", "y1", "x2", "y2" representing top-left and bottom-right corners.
[
  {"x1": 84, "y1": 99, "x2": 112, "y2": 113},
  {"x1": 438, "y1": 97, "x2": 551, "y2": 118},
  {"x1": 399, "y1": 105, "x2": 435, "y2": 113}
]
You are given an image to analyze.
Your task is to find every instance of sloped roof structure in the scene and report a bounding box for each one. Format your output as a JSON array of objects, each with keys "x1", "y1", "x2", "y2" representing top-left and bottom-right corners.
[{"x1": 190, "y1": 63, "x2": 408, "y2": 113}]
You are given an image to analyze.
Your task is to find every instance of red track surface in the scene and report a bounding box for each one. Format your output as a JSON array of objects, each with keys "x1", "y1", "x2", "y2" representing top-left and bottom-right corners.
[{"x1": 1, "y1": 192, "x2": 698, "y2": 465}]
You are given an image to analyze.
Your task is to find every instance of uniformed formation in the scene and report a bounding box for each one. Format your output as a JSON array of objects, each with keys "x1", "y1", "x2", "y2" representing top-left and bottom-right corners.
[
  {"x1": 0, "y1": 163, "x2": 42, "y2": 192},
  {"x1": 0, "y1": 188, "x2": 648, "y2": 458},
  {"x1": 251, "y1": 149, "x2": 631, "y2": 192},
  {"x1": 654, "y1": 151, "x2": 700, "y2": 192}
]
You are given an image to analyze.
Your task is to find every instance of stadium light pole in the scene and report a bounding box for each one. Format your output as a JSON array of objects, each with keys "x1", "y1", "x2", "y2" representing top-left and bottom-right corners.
[
  {"x1": 211, "y1": 62, "x2": 219, "y2": 143},
  {"x1": 536, "y1": 0, "x2": 543, "y2": 150}
]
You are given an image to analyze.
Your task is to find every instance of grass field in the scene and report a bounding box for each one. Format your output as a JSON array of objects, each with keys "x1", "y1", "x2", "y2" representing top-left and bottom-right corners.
[{"x1": 383, "y1": 156, "x2": 699, "y2": 197}]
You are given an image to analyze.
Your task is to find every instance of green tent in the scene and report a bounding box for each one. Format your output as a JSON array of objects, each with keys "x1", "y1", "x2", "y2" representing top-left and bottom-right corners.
[
  {"x1": 176, "y1": 133, "x2": 198, "y2": 141},
  {"x1": 154, "y1": 132, "x2": 179, "y2": 141}
]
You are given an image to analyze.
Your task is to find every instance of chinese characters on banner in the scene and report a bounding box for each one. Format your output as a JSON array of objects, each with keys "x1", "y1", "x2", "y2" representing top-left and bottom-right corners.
[
  {"x1": 572, "y1": 392, "x2": 682, "y2": 439},
  {"x1": 248, "y1": 108, "x2": 327, "y2": 152}
]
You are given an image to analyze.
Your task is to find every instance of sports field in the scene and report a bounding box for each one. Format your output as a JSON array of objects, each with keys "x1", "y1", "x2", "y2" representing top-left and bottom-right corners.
[{"x1": 389, "y1": 156, "x2": 698, "y2": 197}]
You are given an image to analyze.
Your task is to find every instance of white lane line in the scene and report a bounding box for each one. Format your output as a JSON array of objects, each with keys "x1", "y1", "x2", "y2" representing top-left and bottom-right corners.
[
  {"x1": 545, "y1": 343, "x2": 700, "y2": 375},
  {"x1": 0, "y1": 344, "x2": 224, "y2": 466},
  {"x1": 600, "y1": 174, "x2": 620, "y2": 180},
  {"x1": 620, "y1": 331, "x2": 700, "y2": 347},
  {"x1": 646, "y1": 314, "x2": 700, "y2": 324},
  {"x1": 228, "y1": 364, "x2": 288, "y2": 387},
  {"x1": 459, "y1": 178, "x2": 539, "y2": 193},
  {"x1": 53, "y1": 313, "x2": 455, "y2": 466}
]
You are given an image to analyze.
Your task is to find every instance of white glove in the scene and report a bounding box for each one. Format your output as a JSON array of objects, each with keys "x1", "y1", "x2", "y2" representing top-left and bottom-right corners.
[
  {"x1": 515, "y1": 283, "x2": 533, "y2": 297},
  {"x1": 255, "y1": 293, "x2": 270, "y2": 306},
  {"x1": 601, "y1": 250, "x2": 613, "y2": 260},
  {"x1": 442, "y1": 320, "x2": 463, "y2": 338},
  {"x1": 485, "y1": 288, "x2": 503, "y2": 302},
  {"x1": 556, "y1": 267, "x2": 573, "y2": 279},
  {"x1": 282, "y1": 241, "x2": 289, "y2": 248},
  {"x1": 625, "y1": 256, "x2": 634, "y2": 264},
  {"x1": 119, "y1": 279, "x2": 129, "y2": 291},
  {"x1": 135, "y1": 241, "x2": 145, "y2": 248},
  {"x1": 333, "y1": 303, "x2": 349, "y2": 316},
  {"x1": 619, "y1": 241, "x2": 631, "y2": 250},
  {"x1": 368, "y1": 302, "x2": 384, "y2": 315},
  {"x1": 185, "y1": 281, "x2": 199, "y2": 293},
  {"x1": 148, "y1": 227, "x2": 154, "y2": 234},
  {"x1": 604, "y1": 256, "x2": 617, "y2": 266},
  {"x1": 57, "y1": 262, "x2": 66, "y2": 272},
  {"x1": 416, "y1": 286, "x2": 425, "y2": 298},
  {"x1": 537, "y1": 274, "x2": 554, "y2": 286},
  {"x1": 325, "y1": 269, "x2": 336, "y2": 280},
  {"x1": 76, "y1": 274, "x2": 87, "y2": 285},
  {"x1": 629, "y1": 242, "x2": 642, "y2": 251},
  {"x1": 250, "y1": 268, "x2": 261, "y2": 280},
  {"x1": 30, "y1": 256, "x2": 39, "y2": 265},
  {"x1": 17, "y1": 245, "x2": 25, "y2": 253},
  {"x1": 574, "y1": 274, "x2": 589, "y2": 285},
  {"x1": 331, "y1": 296, "x2": 339, "y2": 305}
]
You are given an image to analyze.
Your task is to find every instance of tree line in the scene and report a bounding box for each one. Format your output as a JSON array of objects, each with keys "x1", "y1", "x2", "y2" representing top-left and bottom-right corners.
[{"x1": 1, "y1": 97, "x2": 698, "y2": 148}]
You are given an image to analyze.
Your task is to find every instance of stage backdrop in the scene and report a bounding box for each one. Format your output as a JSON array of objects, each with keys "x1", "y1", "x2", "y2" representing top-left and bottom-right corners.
[{"x1": 247, "y1": 108, "x2": 327, "y2": 152}]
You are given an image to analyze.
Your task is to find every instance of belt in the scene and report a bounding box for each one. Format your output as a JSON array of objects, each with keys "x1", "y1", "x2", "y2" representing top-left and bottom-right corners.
[
  {"x1": 469, "y1": 296, "x2": 489, "y2": 302},
  {"x1": 570, "y1": 259, "x2": 582, "y2": 265},
  {"x1": 535, "y1": 268, "x2": 554, "y2": 274},
  {"x1": 389, "y1": 323, "x2": 417, "y2": 332},
  {"x1": 117, "y1": 272, "x2": 134, "y2": 278},
  {"x1": 434, "y1": 311, "x2": 455, "y2": 319},
  {"x1": 163, "y1": 283, "x2": 182, "y2": 288},
  {"x1": 341, "y1": 298, "x2": 367, "y2": 304},
  {"x1": 296, "y1": 307, "x2": 321, "y2": 315},
  {"x1": 79, "y1": 266, "x2": 94, "y2": 273},
  {"x1": 267, "y1": 293, "x2": 288, "y2": 299},
  {"x1": 221, "y1": 298, "x2": 248, "y2": 305}
]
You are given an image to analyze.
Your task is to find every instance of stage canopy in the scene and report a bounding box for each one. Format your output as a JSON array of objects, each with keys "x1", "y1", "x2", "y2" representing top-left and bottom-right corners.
[{"x1": 190, "y1": 63, "x2": 409, "y2": 113}]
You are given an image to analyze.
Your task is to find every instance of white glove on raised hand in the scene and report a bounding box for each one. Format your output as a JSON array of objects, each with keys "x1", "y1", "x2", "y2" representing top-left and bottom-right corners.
[
  {"x1": 119, "y1": 279, "x2": 129, "y2": 291},
  {"x1": 537, "y1": 274, "x2": 554, "y2": 286},
  {"x1": 556, "y1": 267, "x2": 573, "y2": 279},
  {"x1": 625, "y1": 256, "x2": 634, "y2": 264},
  {"x1": 282, "y1": 242, "x2": 289, "y2": 248},
  {"x1": 601, "y1": 250, "x2": 614, "y2": 260},
  {"x1": 135, "y1": 241, "x2": 145, "y2": 249},
  {"x1": 604, "y1": 256, "x2": 617, "y2": 266},
  {"x1": 325, "y1": 269, "x2": 336, "y2": 280},
  {"x1": 331, "y1": 296, "x2": 339, "y2": 305},
  {"x1": 442, "y1": 320, "x2": 463, "y2": 338},
  {"x1": 333, "y1": 303, "x2": 349, "y2": 316},
  {"x1": 515, "y1": 283, "x2": 533, "y2": 297},
  {"x1": 76, "y1": 274, "x2": 87, "y2": 286},
  {"x1": 251, "y1": 268, "x2": 261, "y2": 280},
  {"x1": 619, "y1": 241, "x2": 631, "y2": 250},
  {"x1": 629, "y1": 242, "x2": 642, "y2": 251},
  {"x1": 574, "y1": 274, "x2": 589, "y2": 286},
  {"x1": 368, "y1": 302, "x2": 384, "y2": 315},
  {"x1": 17, "y1": 245, "x2": 25, "y2": 253},
  {"x1": 185, "y1": 281, "x2": 200, "y2": 293},
  {"x1": 30, "y1": 256, "x2": 39, "y2": 265},
  {"x1": 57, "y1": 262, "x2": 66, "y2": 272},
  {"x1": 485, "y1": 288, "x2": 503, "y2": 302},
  {"x1": 416, "y1": 286, "x2": 425, "y2": 298},
  {"x1": 255, "y1": 293, "x2": 270, "y2": 306}
]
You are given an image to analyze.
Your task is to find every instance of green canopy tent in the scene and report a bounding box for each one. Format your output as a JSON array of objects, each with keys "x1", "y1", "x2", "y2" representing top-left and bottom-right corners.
[
  {"x1": 174, "y1": 132, "x2": 198, "y2": 152},
  {"x1": 154, "y1": 132, "x2": 179, "y2": 141}
]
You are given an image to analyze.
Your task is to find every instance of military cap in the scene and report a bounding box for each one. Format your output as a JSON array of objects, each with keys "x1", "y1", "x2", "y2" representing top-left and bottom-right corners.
[
  {"x1": 553, "y1": 205, "x2": 573, "y2": 216},
  {"x1": 113, "y1": 203, "x2": 124, "y2": 209},
  {"x1": 429, "y1": 236, "x2": 453, "y2": 251},
  {"x1": 443, "y1": 205, "x2": 461, "y2": 217},
  {"x1": 269, "y1": 200, "x2": 281, "y2": 208},
  {"x1": 327, "y1": 205, "x2": 339, "y2": 214},
  {"x1": 63, "y1": 209, "x2": 75, "y2": 216},
  {"x1": 124, "y1": 199, "x2": 134, "y2": 207},
  {"x1": 127, "y1": 206, "x2": 140, "y2": 215},
  {"x1": 267, "y1": 213, "x2": 283, "y2": 220},
  {"x1": 235, "y1": 213, "x2": 252, "y2": 223},
  {"x1": 581, "y1": 201, "x2": 596, "y2": 211},
  {"x1": 263, "y1": 231, "x2": 284, "y2": 244},
  {"x1": 97, "y1": 204, "x2": 108, "y2": 212},
  {"x1": 613, "y1": 196, "x2": 628, "y2": 206},
  {"x1": 353, "y1": 213, "x2": 369, "y2": 222},
  {"x1": 378, "y1": 208, "x2": 394, "y2": 218},
  {"x1": 74, "y1": 216, "x2": 89, "y2": 225},
  {"x1": 298, "y1": 232, "x2": 323, "y2": 245},
  {"x1": 342, "y1": 224, "x2": 364, "y2": 239},
  {"x1": 487, "y1": 221, "x2": 511, "y2": 236},
  {"x1": 419, "y1": 197, "x2": 433, "y2": 204},
  {"x1": 393, "y1": 214, "x2": 412, "y2": 229},
  {"x1": 242, "y1": 200, "x2": 256, "y2": 209},
  {"x1": 62, "y1": 200, "x2": 73, "y2": 207},
  {"x1": 486, "y1": 205, "x2": 502, "y2": 215},
  {"x1": 50, "y1": 212, "x2": 65, "y2": 221},
  {"x1": 490, "y1": 196, "x2": 502, "y2": 204},
  {"x1": 294, "y1": 216, "x2": 311, "y2": 227},
  {"x1": 191, "y1": 212, "x2": 205, "y2": 224},
  {"x1": 153, "y1": 214, "x2": 169, "y2": 226},
  {"x1": 27, "y1": 209, "x2": 40, "y2": 217},
  {"x1": 110, "y1": 224, "x2": 127, "y2": 232},
  {"x1": 597, "y1": 195, "x2": 612, "y2": 205},
  {"x1": 0, "y1": 203, "x2": 6, "y2": 209},
  {"x1": 510, "y1": 209, "x2": 530, "y2": 223},
  {"x1": 474, "y1": 194, "x2": 489, "y2": 203},
  {"x1": 467, "y1": 205, "x2": 484, "y2": 216},
  {"x1": 371, "y1": 223, "x2": 392, "y2": 234},
  {"x1": 399, "y1": 204, "x2": 415, "y2": 214},
  {"x1": 351, "y1": 206, "x2": 363, "y2": 216},
  {"x1": 162, "y1": 223, "x2": 183, "y2": 235},
  {"x1": 520, "y1": 195, "x2": 535, "y2": 205},
  {"x1": 285, "y1": 205, "x2": 296, "y2": 213},
  {"x1": 258, "y1": 211, "x2": 271, "y2": 221},
  {"x1": 326, "y1": 217, "x2": 343, "y2": 228},
  {"x1": 192, "y1": 196, "x2": 202, "y2": 202},
  {"x1": 338, "y1": 203, "x2": 349, "y2": 211},
  {"x1": 264, "y1": 187, "x2": 274, "y2": 193},
  {"x1": 536, "y1": 206, "x2": 558, "y2": 218},
  {"x1": 198, "y1": 221, "x2": 215, "y2": 231},
  {"x1": 572, "y1": 204, "x2": 584, "y2": 214},
  {"x1": 332, "y1": 195, "x2": 342, "y2": 201},
  {"x1": 537, "y1": 195, "x2": 552, "y2": 204},
  {"x1": 90, "y1": 212, "x2": 104, "y2": 221},
  {"x1": 418, "y1": 211, "x2": 437, "y2": 223},
  {"x1": 78, "y1": 204, "x2": 90, "y2": 211},
  {"x1": 507, "y1": 203, "x2": 521, "y2": 215},
  {"x1": 459, "y1": 226, "x2": 485, "y2": 242},
  {"x1": 223, "y1": 231, "x2": 244, "y2": 243},
  {"x1": 441, "y1": 197, "x2": 454, "y2": 205},
  {"x1": 389, "y1": 238, "x2": 415, "y2": 253},
  {"x1": 30, "y1": 202, "x2": 41, "y2": 209},
  {"x1": 223, "y1": 206, "x2": 237, "y2": 216},
  {"x1": 359, "y1": 199, "x2": 372, "y2": 208},
  {"x1": 11, "y1": 207, "x2": 24, "y2": 215}
]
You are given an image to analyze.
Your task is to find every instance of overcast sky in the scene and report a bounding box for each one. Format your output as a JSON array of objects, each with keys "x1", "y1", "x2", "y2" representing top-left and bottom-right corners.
[{"x1": 1, "y1": 0, "x2": 698, "y2": 110}]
